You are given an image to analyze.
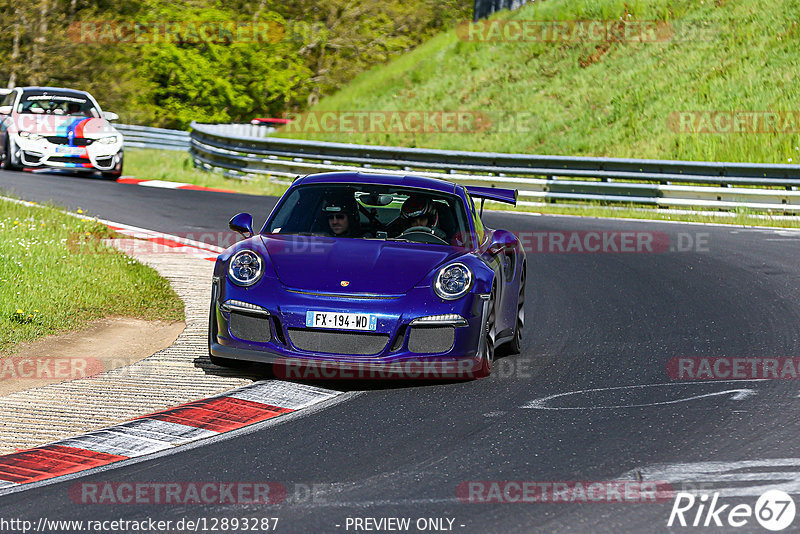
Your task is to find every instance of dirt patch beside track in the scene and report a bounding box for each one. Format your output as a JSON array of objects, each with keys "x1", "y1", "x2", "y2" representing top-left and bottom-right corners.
[{"x1": 0, "y1": 317, "x2": 185, "y2": 396}]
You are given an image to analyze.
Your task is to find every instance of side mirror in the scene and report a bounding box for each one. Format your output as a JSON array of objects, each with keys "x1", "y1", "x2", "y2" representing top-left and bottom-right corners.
[
  {"x1": 102, "y1": 111, "x2": 119, "y2": 121},
  {"x1": 229, "y1": 213, "x2": 255, "y2": 238},
  {"x1": 487, "y1": 229, "x2": 516, "y2": 255},
  {"x1": 0, "y1": 106, "x2": 11, "y2": 116}
]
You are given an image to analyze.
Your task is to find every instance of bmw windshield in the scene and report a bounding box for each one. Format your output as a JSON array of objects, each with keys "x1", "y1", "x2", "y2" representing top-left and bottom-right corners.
[{"x1": 17, "y1": 90, "x2": 100, "y2": 118}]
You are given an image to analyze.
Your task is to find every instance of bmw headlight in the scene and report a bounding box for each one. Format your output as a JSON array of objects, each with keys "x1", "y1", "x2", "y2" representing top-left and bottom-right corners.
[
  {"x1": 97, "y1": 135, "x2": 119, "y2": 144},
  {"x1": 18, "y1": 131, "x2": 43, "y2": 141},
  {"x1": 434, "y1": 262, "x2": 473, "y2": 300},
  {"x1": 228, "y1": 250, "x2": 263, "y2": 286}
]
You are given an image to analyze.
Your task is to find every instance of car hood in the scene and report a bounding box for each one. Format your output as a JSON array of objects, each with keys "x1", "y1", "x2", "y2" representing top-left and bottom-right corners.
[
  {"x1": 261, "y1": 235, "x2": 465, "y2": 294},
  {"x1": 11, "y1": 114, "x2": 117, "y2": 138}
]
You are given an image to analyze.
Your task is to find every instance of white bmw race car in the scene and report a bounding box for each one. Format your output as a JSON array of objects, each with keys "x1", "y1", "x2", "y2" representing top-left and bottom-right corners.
[{"x1": 0, "y1": 86, "x2": 124, "y2": 179}]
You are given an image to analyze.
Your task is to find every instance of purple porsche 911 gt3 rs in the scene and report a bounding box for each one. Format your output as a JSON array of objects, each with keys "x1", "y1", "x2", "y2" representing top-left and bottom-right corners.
[{"x1": 208, "y1": 171, "x2": 526, "y2": 379}]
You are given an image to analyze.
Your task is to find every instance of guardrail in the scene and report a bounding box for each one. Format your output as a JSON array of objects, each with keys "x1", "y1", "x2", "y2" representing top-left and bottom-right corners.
[
  {"x1": 116, "y1": 124, "x2": 190, "y2": 151},
  {"x1": 189, "y1": 121, "x2": 800, "y2": 213},
  {"x1": 197, "y1": 123, "x2": 277, "y2": 138}
]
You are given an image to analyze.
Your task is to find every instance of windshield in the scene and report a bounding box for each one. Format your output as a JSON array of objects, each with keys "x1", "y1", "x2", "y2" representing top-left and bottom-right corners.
[
  {"x1": 265, "y1": 184, "x2": 472, "y2": 247},
  {"x1": 17, "y1": 90, "x2": 100, "y2": 117}
]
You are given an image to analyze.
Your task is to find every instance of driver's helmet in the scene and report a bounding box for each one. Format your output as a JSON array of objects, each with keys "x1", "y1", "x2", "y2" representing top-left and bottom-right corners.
[
  {"x1": 321, "y1": 195, "x2": 358, "y2": 218},
  {"x1": 400, "y1": 196, "x2": 438, "y2": 228},
  {"x1": 320, "y1": 194, "x2": 360, "y2": 233}
]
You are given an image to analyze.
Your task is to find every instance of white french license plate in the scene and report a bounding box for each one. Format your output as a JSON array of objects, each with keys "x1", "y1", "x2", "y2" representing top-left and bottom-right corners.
[
  {"x1": 54, "y1": 146, "x2": 84, "y2": 155},
  {"x1": 306, "y1": 311, "x2": 377, "y2": 331}
]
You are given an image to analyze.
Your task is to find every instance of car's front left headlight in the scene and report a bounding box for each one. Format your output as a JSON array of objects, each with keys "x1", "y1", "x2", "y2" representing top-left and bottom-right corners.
[
  {"x1": 97, "y1": 135, "x2": 119, "y2": 144},
  {"x1": 228, "y1": 250, "x2": 264, "y2": 287},
  {"x1": 18, "y1": 131, "x2": 44, "y2": 141},
  {"x1": 434, "y1": 262, "x2": 473, "y2": 300}
]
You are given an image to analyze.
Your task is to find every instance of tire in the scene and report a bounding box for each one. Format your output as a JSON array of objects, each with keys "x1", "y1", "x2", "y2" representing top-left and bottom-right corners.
[
  {"x1": 475, "y1": 285, "x2": 496, "y2": 378},
  {"x1": 499, "y1": 264, "x2": 526, "y2": 356},
  {"x1": 1, "y1": 137, "x2": 20, "y2": 171}
]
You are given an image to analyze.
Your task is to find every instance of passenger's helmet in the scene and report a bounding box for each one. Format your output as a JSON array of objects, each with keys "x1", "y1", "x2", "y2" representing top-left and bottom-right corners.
[{"x1": 400, "y1": 196, "x2": 438, "y2": 227}]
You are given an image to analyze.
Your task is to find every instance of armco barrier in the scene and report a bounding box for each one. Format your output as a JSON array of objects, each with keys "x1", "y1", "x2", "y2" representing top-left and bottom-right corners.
[
  {"x1": 116, "y1": 124, "x2": 190, "y2": 151},
  {"x1": 189, "y1": 121, "x2": 800, "y2": 213}
]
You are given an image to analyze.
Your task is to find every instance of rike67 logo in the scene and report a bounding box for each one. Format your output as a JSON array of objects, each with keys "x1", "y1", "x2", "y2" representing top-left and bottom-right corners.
[{"x1": 668, "y1": 490, "x2": 796, "y2": 531}]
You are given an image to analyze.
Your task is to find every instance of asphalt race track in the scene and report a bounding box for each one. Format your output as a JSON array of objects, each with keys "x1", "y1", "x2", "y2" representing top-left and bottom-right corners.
[{"x1": 1, "y1": 169, "x2": 800, "y2": 533}]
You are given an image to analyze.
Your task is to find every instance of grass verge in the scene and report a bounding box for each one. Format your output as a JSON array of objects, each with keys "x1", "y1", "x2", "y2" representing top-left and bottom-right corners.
[
  {"x1": 126, "y1": 148, "x2": 290, "y2": 197},
  {"x1": 0, "y1": 199, "x2": 184, "y2": 354}
]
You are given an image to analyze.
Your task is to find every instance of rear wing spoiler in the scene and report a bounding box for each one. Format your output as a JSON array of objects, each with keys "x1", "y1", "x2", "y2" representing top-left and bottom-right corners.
[{"x1": 465, "y1": 186, "x2": 518, "y2": 207}]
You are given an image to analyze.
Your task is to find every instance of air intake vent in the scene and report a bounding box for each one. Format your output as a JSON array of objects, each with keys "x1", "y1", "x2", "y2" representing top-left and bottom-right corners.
[
  {"x1": 229, "y1": 312, "x2": 271, "y2": 343},
  {"x1": 408, "y1": 326, "x2": 455, "y2": 354},
  {"x1": 288, "y1": 329, "x2": 389, "y2": 356}
]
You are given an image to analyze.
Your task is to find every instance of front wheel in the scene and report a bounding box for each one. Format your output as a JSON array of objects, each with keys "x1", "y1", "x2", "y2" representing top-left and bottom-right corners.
[
  {"x1": 475, "y1": 287, "x2": 496, "y2": 378},
  {"x1": 1, "y1": 137, "x2": 21, "y2": 171},
  {"x1": 500, "y1": 264, "x2": 526, "y2": 356}
]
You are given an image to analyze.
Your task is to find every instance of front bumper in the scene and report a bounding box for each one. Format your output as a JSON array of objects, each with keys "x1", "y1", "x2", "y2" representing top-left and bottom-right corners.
[
  {"x1": 15, "y1": 136, "x2": 122, "y2": 171},
  {"x1": 209, "y1": 276, "x2": 490, "y2": 378}
]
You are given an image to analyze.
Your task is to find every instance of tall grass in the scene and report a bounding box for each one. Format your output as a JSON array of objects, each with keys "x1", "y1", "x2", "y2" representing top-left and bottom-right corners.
[
  {"x1": 0, "y1": 200, "x2": 184, "y2": 353},
  {"x1": 278, "y1": 0, "x2": 800, "y2": 164}
]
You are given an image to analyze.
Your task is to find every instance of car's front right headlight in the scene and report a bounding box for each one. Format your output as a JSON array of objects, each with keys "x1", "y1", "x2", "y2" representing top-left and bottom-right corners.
[
  {"x1": 18, "y1": 131, "x2": 43, "y2": 141},
  {"x1": 434, "y1": 262, "x2": 473, "y2": 300},
  {"x1": 228, "y1": 250, "x2": 264, "y2": 287}
]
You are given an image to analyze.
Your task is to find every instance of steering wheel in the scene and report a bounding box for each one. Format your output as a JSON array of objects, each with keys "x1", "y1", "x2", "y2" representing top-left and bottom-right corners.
[{"x1": 400, "y1": 226, "x2": 449, "y2": 245}]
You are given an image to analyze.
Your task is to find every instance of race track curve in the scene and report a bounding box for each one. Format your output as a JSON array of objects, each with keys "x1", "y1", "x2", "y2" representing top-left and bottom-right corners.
[{"x1": 1, "y1": 169, "x2": 799, "y2": 533}]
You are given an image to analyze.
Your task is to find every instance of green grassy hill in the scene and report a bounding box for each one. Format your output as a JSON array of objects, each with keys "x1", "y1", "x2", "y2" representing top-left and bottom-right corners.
[{"x1": 278, "y1": 0, "x2": 800, "y2": 163}]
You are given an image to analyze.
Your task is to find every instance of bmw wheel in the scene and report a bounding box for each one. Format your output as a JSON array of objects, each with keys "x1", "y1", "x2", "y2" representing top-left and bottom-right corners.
[{"x1": 1, "y1": 137, "x2": 20, "y2": 171}]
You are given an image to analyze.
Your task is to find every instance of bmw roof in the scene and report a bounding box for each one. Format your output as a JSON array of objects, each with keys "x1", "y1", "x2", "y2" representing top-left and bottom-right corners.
[{"x1": 16, "y1": 86, "x2": 92, "y2": 97}]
